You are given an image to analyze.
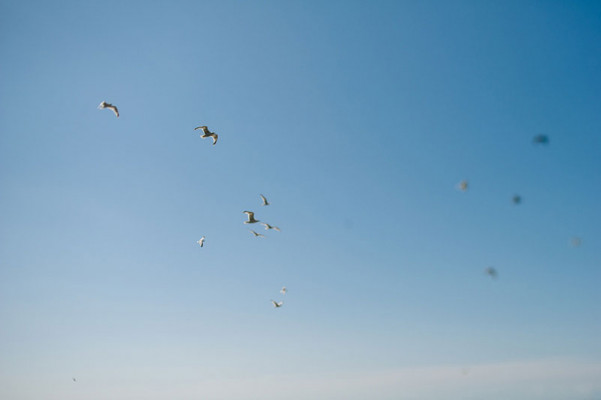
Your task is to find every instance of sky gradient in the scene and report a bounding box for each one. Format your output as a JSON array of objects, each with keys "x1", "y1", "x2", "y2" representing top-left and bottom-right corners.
[{"x1": 1, "y1": 1, "x2": 600, "y2": 399}]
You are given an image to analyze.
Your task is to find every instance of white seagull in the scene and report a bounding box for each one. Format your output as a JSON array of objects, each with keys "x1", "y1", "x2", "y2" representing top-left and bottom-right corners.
[
  {"x1": 197, "y1": 236, "x2": 205, "y2": 247},
  {"x1": 271, "y1": 300, "x2": 283, "y2": 308},
  {"x1": 261, "y1": 223, "x2": 280, "y2": 232},
  {"x1": 280, "y1": 286, "x2": 287, "y2": 295},
  {"x1": 98, "y1": 101, "x2": 119, "y2": 117},
  {"x1": 194, "y1": 126, "x2": 218, "y2": 145},
  {"x1": 260, "y1": 194, "x2": 269, "y2": 206},
  {"x1": 249, "y1": 230, "x2": 265, "y2": 238},
  {"x1": 243, "y1": 211, "x2": 259, "y2": 224},
  {"x1": 457, "y1": 180, "x2": 468, "y2": 192}
]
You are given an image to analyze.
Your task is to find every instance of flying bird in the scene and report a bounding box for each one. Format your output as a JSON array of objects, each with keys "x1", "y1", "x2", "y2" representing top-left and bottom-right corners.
[
  {"x1": 533, "y1": 134, "x2": 549, "y2": 144},
  {"x1": 260, "y1": 194, "x2": 270, "y2": 206},
  {"x1": 512, "y1": 195, "x2": 522, "y2": 204},
  {"x1": 261, "y1": 223, "x2": 280, "y2": 232},
  {"x1": 457, "y1": 180, "x2": 468, "y2": 192},
  {"x1": 197, "y1": 236, "x2": 205, "y2": 247},
  {"x1": 194, "y1": 126, "x2": 218, "y2": 145},
  {"x1": 271, "y1": 300, "x2": 283, "y2": 308},
  {"x1": 484, "y1": 267, "x2": 498, "y2": 279},
  {"x1": 98, "y1": 101, "x2": 119, "y2": 117},
  {"x1": 249, "y1": 230, "x2": 265, "y2": 237},
  {"x1": 243, "y1": 211, "x2": 259, "y2": 224},
  {"x1": 72, "y1": 378, "x2": 77, "y2": 382},
  {"x1": 570, "y1": 237, "x2": 582, "y2": 247},
  {"x1": 280, "y1": 286, "x2": 287, "y2": 295}
]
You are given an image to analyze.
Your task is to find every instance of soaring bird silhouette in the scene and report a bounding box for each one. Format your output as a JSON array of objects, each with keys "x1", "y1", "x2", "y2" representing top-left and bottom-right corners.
[
  {"x1": 98, "y1": 101, "x2": 119, "y2": 117},
  {"x1": 243, "y1": 211, "x2": 259, "y2": 224},
  {"x1": 271, "y1": 300, "x2": 283, "y2": 308},
  {"x1": 261, "y1": 223, "x2": 280, "y2": 232},
  {"x1": 512, "y1": 195, "x2": 522, "y2": 204},
  {"x1": 533, "y1": 134, "x2": 549, "y2": 144},
  {"x1": 194, "y1": 126, "x2": 218, "y2": 145},
  {"x1": 249, "y1": 230, "x2": 265, "y2": 238},
  {"x1": 260, "y1": 194, "x2": 269, "y2": 206},
  {"x1": 457, "y1": 180, "x2": 468, "y2": 192},
  {"x1": 197, "y1": 236, "x2": 205, "y2": 247},
  {"x1": 485, "y1": 267, "x2": 498, "y2": 279},
  {"x1": 280, "y1": 286, "x2": 287, "y2": 295}
]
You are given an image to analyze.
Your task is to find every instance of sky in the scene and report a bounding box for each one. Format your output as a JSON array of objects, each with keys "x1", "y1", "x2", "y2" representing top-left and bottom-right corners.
[{"x1": 0, "y1": 0, "x2": 600, "y2": 399}]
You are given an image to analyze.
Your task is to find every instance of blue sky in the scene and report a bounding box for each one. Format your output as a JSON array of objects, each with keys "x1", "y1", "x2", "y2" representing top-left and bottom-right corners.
[{"x1": 1, "y1": 1, "x2": 600, "y2": 399}]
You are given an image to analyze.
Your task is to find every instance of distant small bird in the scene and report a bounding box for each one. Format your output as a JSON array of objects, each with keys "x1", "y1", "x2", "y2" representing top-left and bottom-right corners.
[
  {"x1": 260, "y1": 194, "x2": 270, "y2": 206},
  {"x1": 197, "y1": 236, "x2": 205, "y2": 247},
  {"x1": 249, "y1": 230, "x2": 265, "y2": 237},
  {"x1": 457, "y1": 180, "x2": 468, "y2": 192},
  {"x1": 243, "y1": 211, "x2": 259, "y2": 224},
  {"x1": 533, "y1": 134, "x2": 549, "y2": 144},
  {"x1": 485, "y1": 267, "x2": 498, "y2": 279},
  {"x1": 271, "y1": 300, "x2": 283, "y2": 308},
  {"x1": 72, "y1": 378, "x2": 77, "y2": 382},
  {"x1": 570, "y1": 237, "x2": 582, "y2": 247},
  {"x1": 98, "y1": 101, "x2": 119, "y2": 117},
  {"x1": 261, "y1": 223, "x2": 280, "y2": 232},
  {"x1": 194, "y1": 126, "x2": 218, "y2": 145},
  {"x1": 280, "y1": 286, "x2": 287, "y2": 295},
  {"x1": 512, "y1": 195, "x2": 522, "y2": 204}
]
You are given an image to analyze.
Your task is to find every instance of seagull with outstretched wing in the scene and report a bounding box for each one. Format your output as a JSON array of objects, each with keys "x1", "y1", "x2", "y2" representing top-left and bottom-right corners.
[
  {"x1": 98, "y1": 101, "x2": 119, "y2": 117},
  {"x1": 280, "y1": 286, "x2": 287, "y2": 295},
  {"x1": 271, "y1": 300, "x2": 283, "y2": 308},
  {"x1": 261, "y1": 223, "x2": 280, "y2": 232},
  {"x1": 249, "y1": 230, "x2": 265, "y2": 238},
  {"x1": 243, "y1": 211, "x2": 259, "y2": 224},
  {"x1": 260, "y1": 194, "x2": 269, "y2": 206},
  {"x1": 197, "y1": 236, "x2": 205, "y2": 247},
  {"x1": 194, "y1": 125, "x2": 218, "y2": 145}
]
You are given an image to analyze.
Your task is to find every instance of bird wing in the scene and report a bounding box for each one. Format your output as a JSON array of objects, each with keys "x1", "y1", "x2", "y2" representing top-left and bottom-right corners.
[
  {"x1": 273, "y1": 226, "x2": 280, "y2": 232},
  {"x1": 260, "y1": 194, "x2": 268, "y2": 205},
  {"x1": 195, "y1": 126, "x2": 210, "y2": 134},
  {"x1": 211, "y1": 133, "x2": 218, "y2": 145},
  {"x1": 244, "y1": 211, "x2": 255, "y2": 219},
  {"x1": 108, "y1": 105, "x2": 119, "y2": 117}
]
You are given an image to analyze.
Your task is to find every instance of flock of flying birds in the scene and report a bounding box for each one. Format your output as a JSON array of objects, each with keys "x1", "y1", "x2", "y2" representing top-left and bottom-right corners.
[
  {"x1": 241, "y1": 195, "x2": 286, "y2": 306},
  {"x1": 455, "y1": 133, "x2": 582, "y2": 279},
  {"x1": 98, "y1": 103, "x2": 582, "y2": 291},
  {"x1": 98, "y1": 101, "x2": 287, "y2": 308}
]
